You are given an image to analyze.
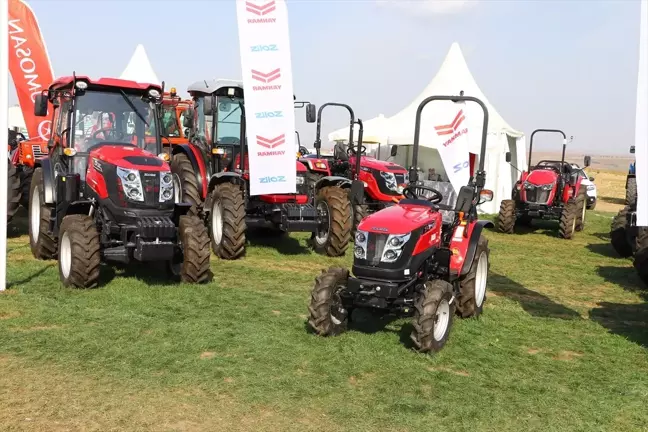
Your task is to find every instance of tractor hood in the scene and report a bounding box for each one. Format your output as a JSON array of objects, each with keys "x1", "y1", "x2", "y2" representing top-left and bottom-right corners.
[
  {"x1": 89, "y1": 145, "x2": 169, "y2": 172},
  {"x1": 358, "y1": 203, "x2": 437, "y2": 235},
  {"x1": 296, "y1": 160, "x2": 308, "y2": 172},
  {"x1": 350, "y1": 155, "x2": 407, "y2": 173},
  {"x1": 526, "y1": 169, "x2": 559, "y2": 186}
]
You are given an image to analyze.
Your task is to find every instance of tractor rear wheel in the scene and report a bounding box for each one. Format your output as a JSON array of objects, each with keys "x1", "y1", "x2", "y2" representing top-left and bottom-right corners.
[
  {"x1": 175, "y1": 215, "x2": 213, "y2": 283},
  {"x1": 307, "y1": 267, "x2": 350, "y2": 336},
  {"x1": 633, "y1": 227, "x2": 648, "y2": 287},
  {"x1": 559, "y1": 199, "x2": 578, "y2": 239},
  {"x1": 29, "y1": 168, "x2": 57, "y2": 259},
  {"x1": 497, "y1": 199, "x2": 516, "y2": 234},
  {"x1": 170, "y1": 153, "x2": 202, "y2": 216},
  {"x1": 209, "y1": 182, "x2": 246, "y2": 260},
  {"x1": 575, "y1": 187, "x2": 587, "y2": 232},
  {"x1": 311, "y1": 186, "x2": 352, "y2": 257},
  {"x1": 610, "y1": 205, "x2": 635, "y2": 257},
  {"x1": 7, "y1": 160, "x2": 21, "y2": 222},
  {"x1": 410, "y1": 279, "x2": 454, "y2": 354},
  {"x1": 19, "y1": 167, "x2": 32, "y2": 209},
  {"x1": 457, "y1": 236, "x2": 490, "y2": 318},
  {"x1": 626, "y1": 177, "x2": 637, "y2": 206},
  {"x1": 58, "y1": 215, "x2": 101, "y2": 289}
]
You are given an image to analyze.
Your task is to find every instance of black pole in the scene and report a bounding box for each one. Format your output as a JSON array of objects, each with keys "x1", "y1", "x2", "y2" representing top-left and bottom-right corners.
[
  {"x1": 239, "y1": 102, "x2": 246, "y2": 174},
  {"x1": 355, "y1": 119, "x2": 364, "y2": 181},
  {"x1": 528, "y1": 129, "x2": 566, "y2": 168},
  {"x1": 314, "y1": 102, "x2": 355, "y2": 158}
]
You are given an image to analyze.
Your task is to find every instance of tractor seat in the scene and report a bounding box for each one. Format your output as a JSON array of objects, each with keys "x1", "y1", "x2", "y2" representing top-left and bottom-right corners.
[{"x1": 411, "y1": 180, "x2": 458, "y2": 225}]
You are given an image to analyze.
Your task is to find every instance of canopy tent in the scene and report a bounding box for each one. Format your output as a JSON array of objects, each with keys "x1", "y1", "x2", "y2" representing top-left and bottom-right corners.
[
  {"x1": 327, "y1": 42, "x2": 526, "y2": 214},
  {"x1": 8, "y1": 105, "x2": 27, "y2": 136},
  {"x1": 119, "y1": 44, "x2": 160, "y2": 85}
]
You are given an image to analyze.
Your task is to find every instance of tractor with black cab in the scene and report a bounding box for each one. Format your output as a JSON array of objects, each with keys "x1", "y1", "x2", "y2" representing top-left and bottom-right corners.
[
  {"x1": 307, "y1": 94, "x2": 494, "y2": 354},
  {"x1": 29, "y1": 75, "x2": 212, "y2": 288},
  {"x1": 170, "y1": 79, "x2": 353, "y2": 259},
  {"x1": 497, "y1": 129, "x2": 587, "y2": 239}
]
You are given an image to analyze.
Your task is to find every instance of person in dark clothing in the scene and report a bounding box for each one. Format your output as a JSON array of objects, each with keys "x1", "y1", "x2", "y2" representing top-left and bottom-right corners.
[{"x1": 334, "y1": 140, "x2": 349, "y2": 161}]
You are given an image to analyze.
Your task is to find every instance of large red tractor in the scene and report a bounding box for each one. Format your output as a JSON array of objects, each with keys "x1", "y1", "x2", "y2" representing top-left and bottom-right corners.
[
  {"x1": 497, "y1": 129, "x2": 587, "y2": 239},
  {"x1": 28, "y1": 75, "x2": 212, "y2": 288},
  {"x1": 307, "y1": 94, "x2": 494, "y2": 354},
  {"x1": 170, "y1": 79, "x2": 353, "y2": 259}
]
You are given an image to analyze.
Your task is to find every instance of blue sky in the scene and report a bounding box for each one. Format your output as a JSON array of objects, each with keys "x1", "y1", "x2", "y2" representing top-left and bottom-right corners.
[{"x1": 8, "y1": 0, "x2": 643, "y2": 154}]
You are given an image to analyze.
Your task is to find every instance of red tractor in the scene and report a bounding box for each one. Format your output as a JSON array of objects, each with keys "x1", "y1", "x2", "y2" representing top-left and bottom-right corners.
[
  {"x1": 28, "y1": 75, "x2": 212, "y2": 288},
  {"x1": 497, "y1": 129, "x2": 588, "y2": 239},
  {"x1": 170, "y1": 79, "x2": 353, "y2": 259},
  {"x1": 307, "y1": 94, "x2": 494, "y2": 354},
  {"x1": 6, "y1": 129, "x2": 24, "y2": 222}
]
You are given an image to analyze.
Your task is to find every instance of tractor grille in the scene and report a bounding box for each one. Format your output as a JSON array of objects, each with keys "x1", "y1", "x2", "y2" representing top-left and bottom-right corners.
[
  {"x1": 524, "y1": 187, "x2": 550, "y2": 204},
  {"x1": 365, "y1": 232, "x2": 389, "y2": 266},
  {"x1": 140, "y1": 171, "x2": 161, "y2": 206},
  {"x1": 32, "y1": 144, "x2": 47, "y2": 159}
]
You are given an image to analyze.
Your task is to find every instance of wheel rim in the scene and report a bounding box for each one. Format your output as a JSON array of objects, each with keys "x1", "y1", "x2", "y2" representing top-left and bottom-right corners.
[
  {"x1": 433, "y1": 299, "x2": 450, "y2": 341},
  {"x1": 173, "y1": 174, "x2": 182, "y2": 204},
  {"x1": 211, "y1": 199, "x2": 223, "y2": 245},
  {"x1": 315, "y1": 201, "x2": 330, "y2": 246},
  {"x1": 60, "y1": 231, "x2": 72, "y2": 279},
  {"x1": 571, "y1": 216, "x2": 576, "y2": 233},
  {"x1": 30, "y1": 186, "x2": 40, "y2": 242},
  {"x1": 475, "y1": 252, "x2": 488, "y2": 307}
]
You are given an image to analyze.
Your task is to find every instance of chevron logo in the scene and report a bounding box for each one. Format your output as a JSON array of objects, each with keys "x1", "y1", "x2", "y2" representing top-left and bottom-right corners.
[
  {"x1": 246, "y1": 1, "x2": 276, "y2": 23},
  {"x1": 435, "y1": 110, "x2": 466, "y2": 136},
  {"x1": 257, "y1": 134, "x2": 285, "y2": 149},
  {"x1": 251, "y1": 68, "x2": 281, "y2": 83}
]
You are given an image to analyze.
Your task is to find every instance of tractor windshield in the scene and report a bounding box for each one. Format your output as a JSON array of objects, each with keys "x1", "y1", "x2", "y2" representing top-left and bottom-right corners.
[
  {"x1": 215, "y1": 96, "x2": 243, "y2": 145},
  {"x1": 71, "y1": 89, "x2": 160, "y2": 155},
  {"x1": 160, "y1": 104, "x2": 182, "y2": 138}
]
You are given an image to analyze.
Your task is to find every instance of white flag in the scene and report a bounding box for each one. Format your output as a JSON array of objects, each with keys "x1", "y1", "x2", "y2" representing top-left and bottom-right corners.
[
  {"x1": 433, "y1": 107, "x2": 471, "y2": 193},
  {"x1": 635, "y1": 0, "x2": 648, "y2": 225}
]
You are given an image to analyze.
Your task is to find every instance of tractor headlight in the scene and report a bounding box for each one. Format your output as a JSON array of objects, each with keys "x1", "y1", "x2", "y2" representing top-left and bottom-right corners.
[
  {"x1": 524, "y1": 181, "x2": 534, "y2": 190},
  {"x1": 354, "y1": 229, "x2": 368, "y2": 259},
  {"x1": 381, "y1": 233, "x2": 411, "y2": 263},
  {"x1": 380, "y1": 171, "x2": 398, "y2": 192},
  {"x1": 159, "y1": 170, "x2": 174, "y2": 202},
  {"x1": 116, "y1": 167, "x2": 144, "y2": 202},
  {"x1": 540, "y1": 183, "x2": 554, "y2": 191},
  {"x1": 587, "y1": 184, "x2": 596, "y2": 191},
  {"x1": 296, "y1": 175, "x2": 305, "y2": 185}
]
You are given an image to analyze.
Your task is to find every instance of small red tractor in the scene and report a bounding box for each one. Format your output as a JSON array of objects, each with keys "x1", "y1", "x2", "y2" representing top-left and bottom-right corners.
[
  {"x1": 28, "y1": 74, "x2": 212, "y2": 288},
  {"x1": 10, "y1": 127, "x2": 49, "y2": 211},
  {"x1": 170, "y1": 79, "x2": 353, "y2": 259},
  {"x1": 6, "y1": 128, "x2": 24, "y2": 222},
  {"x1": 307, "y1": 94, "x2": 494, "y2": 354},
  {"x1": 497, "y1": 129, "x2": 587, "y2": 239}
]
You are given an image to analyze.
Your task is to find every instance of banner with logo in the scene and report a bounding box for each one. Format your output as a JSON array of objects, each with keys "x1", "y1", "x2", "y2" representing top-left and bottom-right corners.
[
  {"x1": 636, "y1": 0, "x2": 648, "y2": 226},
  {"x1": 236, "y1": 0, "x2": 296, "y2": 195},
  {"x1": 8, "y1": 0, "x2": 55, "y2": 141},
  {"x1": 432, "y1": 106, "x2": 471, "y2": 193}
]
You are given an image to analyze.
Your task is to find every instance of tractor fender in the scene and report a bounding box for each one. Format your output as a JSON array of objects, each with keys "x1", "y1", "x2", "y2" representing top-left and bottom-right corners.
[
  {"x1": 460, "y1": 220, "x2": 494, "y2": 277},
  {"x1": 314, "y1": 175, "x2": 351, "y2": 191},
  {"x1": 36, "y1": 158, "x2": 56, "y2": 204},
  {"x1": 172, "y1": 143, "x2": 208, "y2": 199},
  {"x1": 205, "y1": 172, "x2": 245, "y2": 208}
]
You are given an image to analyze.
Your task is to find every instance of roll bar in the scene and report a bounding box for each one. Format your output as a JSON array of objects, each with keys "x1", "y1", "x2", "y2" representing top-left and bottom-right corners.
[{"x1": 528, "y1": 129, "x2": 568, "y2": 168}]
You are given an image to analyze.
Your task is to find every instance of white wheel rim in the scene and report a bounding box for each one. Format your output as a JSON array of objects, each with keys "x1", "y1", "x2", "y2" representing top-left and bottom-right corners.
[
  {"x1": 433, "y1": 299, "x2": 450, "y2": 341},
  {"x1": 173, "y1": 174, "x2": 182, "y2": 204},
  {"x1": 315, "y1": 202, "x2": 330, "y2": 245},
  {"x1": 475, "y1": 252, "x2": 488, "y2": 307},
  {"x1": 211, "y1": 200, "x2": 223, "y2": 245},
  {"x1": 30, "y1": 186, "x2": 40, "y2": 242},
  {"x1": 572, "y1": 217, "x2": 576, "y2": 233},
  {"x1": 60, "y1": 231, "x2": 72, "y2": 279}
]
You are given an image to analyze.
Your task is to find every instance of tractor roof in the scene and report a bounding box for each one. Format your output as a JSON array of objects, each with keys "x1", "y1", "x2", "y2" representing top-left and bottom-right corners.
[
  {"x1": 187, "y1": 79, "x2": 243, "y2": 95},
  {"x1": 49, "y1": 76, "x2": 161, "y2": 92}
]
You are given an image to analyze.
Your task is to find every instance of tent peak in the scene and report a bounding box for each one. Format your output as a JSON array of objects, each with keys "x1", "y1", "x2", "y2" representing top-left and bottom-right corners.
[{"x1": 120, "y1": 44, "x2": 160, "y2": 85}]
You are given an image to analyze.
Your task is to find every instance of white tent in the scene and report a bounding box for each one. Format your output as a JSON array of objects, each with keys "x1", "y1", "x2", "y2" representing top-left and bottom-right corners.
[
  {"x1": 8, "y1": 105, "x2": 27, "y2": 135},
  {"x1": 120, "y1": 44, "x2": 160, "y2": 85},
  {"x1": 328, "y1": 42, "x2": 527, "y2": 214}
]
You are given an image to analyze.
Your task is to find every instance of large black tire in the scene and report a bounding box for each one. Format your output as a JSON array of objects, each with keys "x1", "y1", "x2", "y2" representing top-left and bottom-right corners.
[
  {"x1": 575, "y1": 187, "x2": 587, "y2": 232},
  {"x1": 457, "y1": 236, "x2": 490, "y2": 318},
  {"x1": 307, "y1": 267, "x2": 350, "y2": 336},
  {"x1": 633, "y1": 228, "x2": 648, "y2": 287},
  {"x1": 28, "y1": 168, "x2": 57, "y2": 259},
  {"x1": 626, "y1": 177, "x2": 637, "y2": 206},
  {"x1": 559, "y1": 199, "x2": 578, "y2": 239},
  {"x1": 497, "y1": 199, "x2": 516, "y2": 234},
  {"x1": 587, "y1": 199, "x2": 596, "y2": 210},
  {"x1": 311, "y1": 186, "x2": 352, "y2": 257},
  {"x1": 410, "y1": 279, "x2": 454, "y2": 354},
  {"x1": 208, "y1": 182, "x2": 246, "y2": 260},
  {"x1": 7, "y1": 160, "x2": 21, "y2": 222},
  {"x1": 610, "y1": 205, "x2": 634, "y2": 257},
  {"x1": 58, "y1": 215, "x2": 101, "y2": 288},
  {"x1": 353, "y1": 204, "x2": 368, "y2": 233},
  {"x1": 176, "y1": 215, "x2": 213, "y2": 283},
  {"x1": 170, "y1": 153, "x2": 202, "y2": 216},
  {"x1": 19, "y1": 167, "x2": 32, "y2": 209}
]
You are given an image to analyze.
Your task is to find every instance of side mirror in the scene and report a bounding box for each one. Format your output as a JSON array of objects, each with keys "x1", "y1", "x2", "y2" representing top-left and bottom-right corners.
[
  {"x1": 305, "y1": 103, "x2": 316, "y2": 123},
  {"x1": 584, "y1": 155, "x2": 591, "y2": 167},
  {"x1": 182, "y1": 109, "x2": 193, "y2": 128},
  {"x1": 203, "y1": 96, "x2": 214, "y2": 117},
  {"x1": 390, "y1": 145, "x2": 398, "y2": 157},
  {"x1": 630, "y1": 145, "x2": 636, "y2": 154},
  {"x1": 589, "y1": 176, "x2": 595, "y2": 181},
  {"x1": 34, "y1": 93, "x2": 48, "y2": 117},
  {"x1": 505, "y1": 152, "x2": 512, "y2": 163}
]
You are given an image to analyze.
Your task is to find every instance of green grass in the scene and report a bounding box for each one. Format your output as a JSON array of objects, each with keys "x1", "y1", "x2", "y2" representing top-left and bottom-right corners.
[{"x1": 1, "y1": 210, "x2": 647, "y2": 431}]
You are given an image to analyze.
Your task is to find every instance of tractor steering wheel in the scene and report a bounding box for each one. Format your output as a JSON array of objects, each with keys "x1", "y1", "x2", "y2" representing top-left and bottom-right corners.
[
  {"x1": 90, "y1": 127, "x2": 124, "y2": 142},
  {"x1": 347, "y1": 145, "x2": 367, "y2": 156},
  {"x1": 403, "y1": 185, "x2": 443, "y2": 204}
]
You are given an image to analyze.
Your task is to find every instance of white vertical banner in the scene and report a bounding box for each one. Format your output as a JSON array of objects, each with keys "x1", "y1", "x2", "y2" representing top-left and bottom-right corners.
[
  {"x1": 432, "y1": 106, "x2": 471, "y2": 193},
  {"x1": 236, "y1": 0, "x2": 296, "y2": 196},
  {"x1": 636, "y1": 0, "x2": 648, "y2": 226},
  {"x1": 1, "y1": 0, "x2": 9, "y2": 291}
]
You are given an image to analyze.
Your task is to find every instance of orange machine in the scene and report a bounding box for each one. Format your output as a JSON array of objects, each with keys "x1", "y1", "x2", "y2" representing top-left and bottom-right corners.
[{"x1": 161, "y1": 87, "x2": 192, "y2": 146}]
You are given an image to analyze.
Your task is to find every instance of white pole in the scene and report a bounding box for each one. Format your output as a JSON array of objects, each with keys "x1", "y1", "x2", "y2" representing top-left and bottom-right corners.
[
  {"x1": 635, "y1": 0, "x2": 648, "y2": 226},
  {"x1": 0, "y1": 0, "x2": 9, "y2": 291}
]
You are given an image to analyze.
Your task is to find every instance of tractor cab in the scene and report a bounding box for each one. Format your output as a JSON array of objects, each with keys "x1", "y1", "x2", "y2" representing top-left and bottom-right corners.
[{"x1": 160, "y1": 87, "x2": 192, "y2": 145}]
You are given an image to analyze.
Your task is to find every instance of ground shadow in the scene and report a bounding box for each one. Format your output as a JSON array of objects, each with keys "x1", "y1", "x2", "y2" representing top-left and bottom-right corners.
[
  {"x1": 601, "y1": 196, "x2": 625, "y2": 206},
  {"x1": 6, "y1": 263, "x2": 56, "y2": 289},
  {"x1": 489, "y1": 273, "x2": 581, "y2": 320},
  {"x1": 596, "y1": 265, "x2": 646, "y2": 295},
  {"x1": 104, "y1": 262, "x2": 180, "y2": 287},
  {"x1": 591, "y1": 232, "x2": 611, "y2": 242},
  {"x1": 247, "y1": 229, "x2": 311, "y2": 255},
  {"x1": 586, "y1": 243, "x2": 625, "y2": 259},
  {"x1": 490, "y1": 216, "x2": 562, "y2": 238},
  {"x1": 590, "y1": 302, "x2": 648, "y2": 349},
  {"x1": 7, "y1": 208, "x2": 28, "y2": 239}
]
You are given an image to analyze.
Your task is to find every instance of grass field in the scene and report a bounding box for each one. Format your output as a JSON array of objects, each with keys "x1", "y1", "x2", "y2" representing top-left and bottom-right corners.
[{"x1": 1, "y1": 172, "x2": 647, "y2": 432}]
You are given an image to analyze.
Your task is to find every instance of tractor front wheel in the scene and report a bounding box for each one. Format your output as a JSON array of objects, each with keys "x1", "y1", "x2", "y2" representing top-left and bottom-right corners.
[
  {"x1": 311, "y1": 186, "x2": 352, "y2": 257},
  {"x1": 626, "y1": 177, "x2": 637, "y2": 206},
  {"x1": 559, "y1": 199, "x2": 578, "y2": 239},
  {"x1": 170, "y1": 153, "x2": 203, "y2": 216},
  {"x1": 457, "y1": 236, "x2": 490, "y2": 318},
  {"x1": 633, "y1": 227, "x2": 648, "y2": 287},
  {"x1": 7, "y1": 160, "x2": 21, "y2": 222},
  {"x1": 209, "y1": 182, "x2": 246, "y2": 260},
  {"x1": 497, "y1": 200, "x2": 516, "y2": 234},
  {"x1": 410, "y1": 279, "x2": 454, "y2": 354},
  {"x1": 173, "y1": 215, "x2": 213, "y2": 284},
  {"x1": 575, "y1": 188, "x2": 587, "y2": 232},
  {"x1": 19, "y1": 167, "x2": 33, "y2": 209},
  {"x1": 307, "y1": 267, "x2": 350, "y2": 336},
  {"x1": 610, "y1": 205, "x2": 634, "y2": 257},
  {"x1": 29, "y1": 168, "x2": 57, "y2": 259},
  {"x1": 58, "y1": 215, "x2": 101, "y2": 288}
]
